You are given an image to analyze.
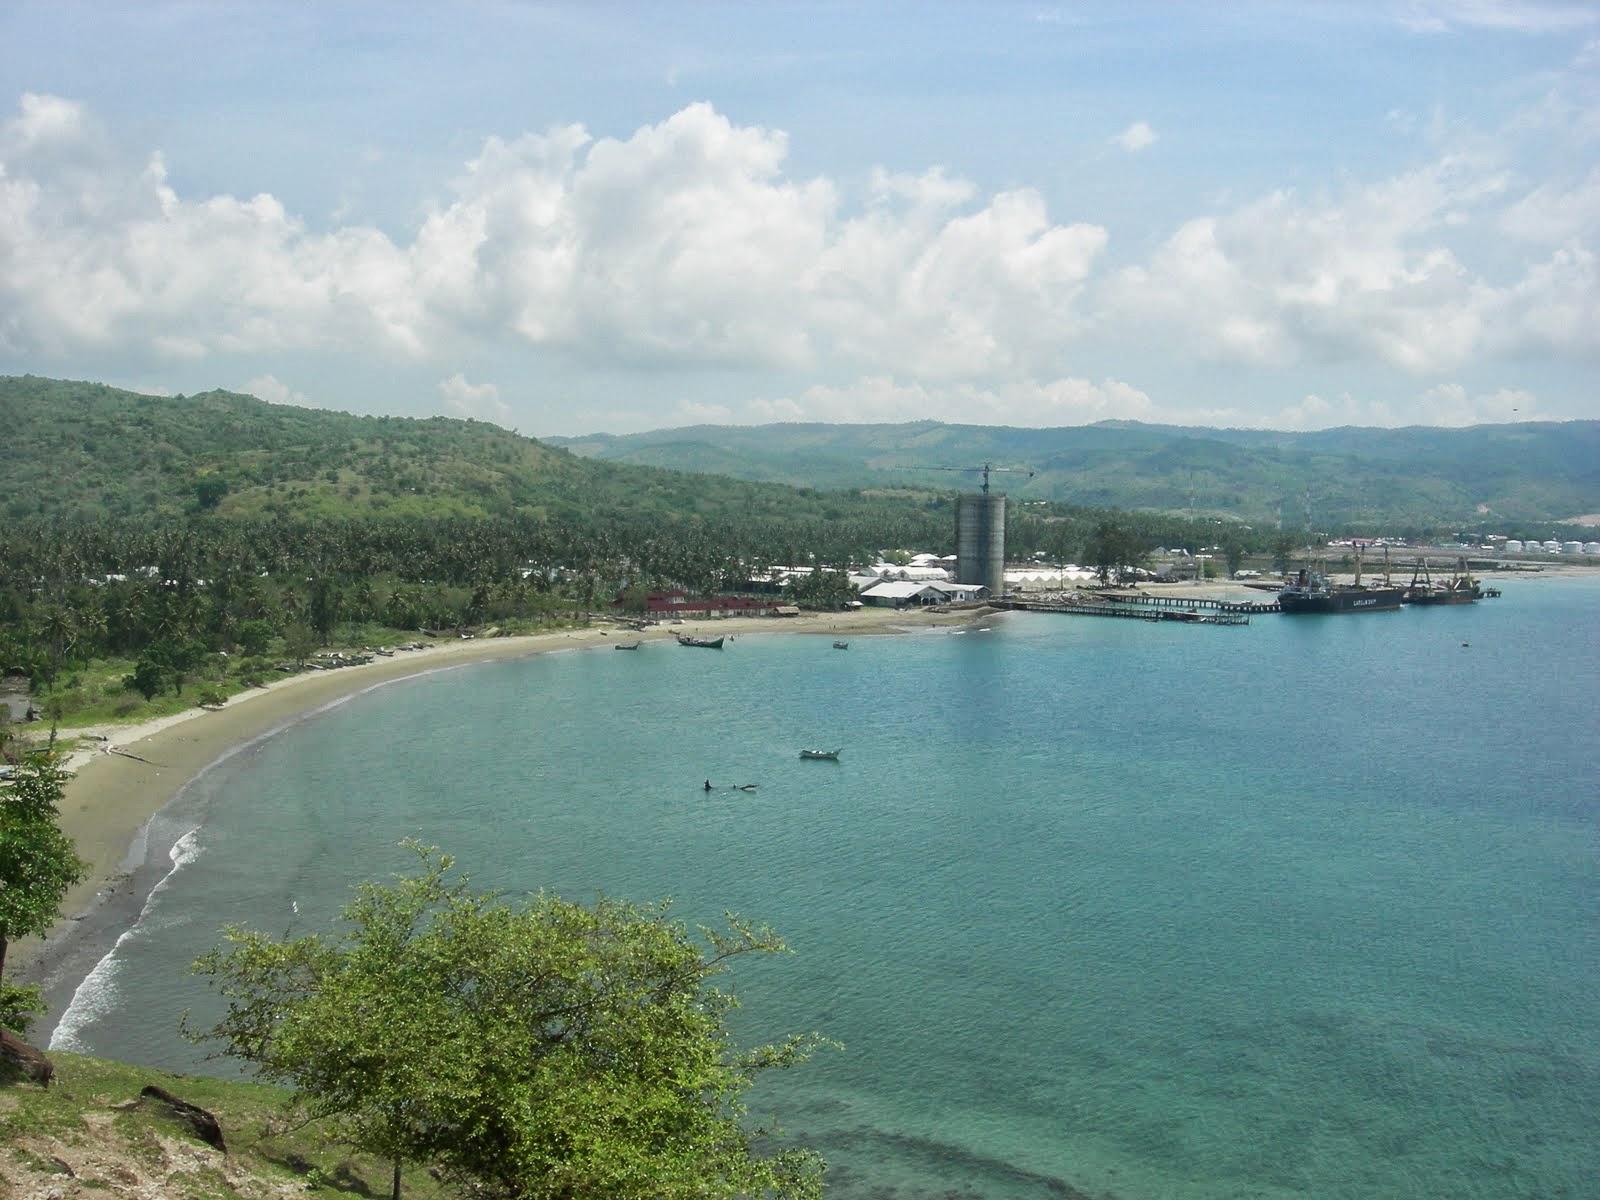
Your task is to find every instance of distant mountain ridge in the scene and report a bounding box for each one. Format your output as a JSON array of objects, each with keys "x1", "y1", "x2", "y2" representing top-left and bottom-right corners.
[
  {"x1": 5, "y1": 375, "x2": 1594, "y2": 534},
  {"x1": 550, "y1": 418, "x2": 1600, "y2": 530}
]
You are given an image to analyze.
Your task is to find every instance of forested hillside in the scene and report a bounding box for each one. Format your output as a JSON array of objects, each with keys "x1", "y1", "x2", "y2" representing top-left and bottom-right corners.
[
  {"x1": 552, "y1": 418, "x2": 1600, "y2": 530},
  {"x1": 0, "y1": 375, "x2": 890, "y2": 529}
]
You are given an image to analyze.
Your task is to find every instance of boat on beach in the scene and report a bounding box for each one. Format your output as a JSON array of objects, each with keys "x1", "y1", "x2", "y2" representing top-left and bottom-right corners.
[
  {"x1": 675, "y1": 634, "x2": 725, "y2": 649},
  {"x1": 799, "y1": 748, "x2": 841, "y2": 760}
]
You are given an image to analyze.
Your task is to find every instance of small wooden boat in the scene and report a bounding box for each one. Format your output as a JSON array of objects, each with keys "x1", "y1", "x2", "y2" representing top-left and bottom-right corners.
[
  {"x1": 799, "y1": 748, "x2": 841, "y2": 760},
  {"x1": 614, "y1": 641, "x2": 642, "y2": 650},
  {"x1": 833, "y1": 641, "x2": 849, "y2": 649},
  {"x1": 676, "y1": 634, "x2": 725, "y2": 649}
]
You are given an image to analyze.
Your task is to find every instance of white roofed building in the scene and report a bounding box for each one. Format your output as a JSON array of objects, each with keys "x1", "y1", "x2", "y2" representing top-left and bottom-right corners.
[
  {"x1": 859, "y1": 580, "x2": 946, "y2": 607},
  {"x1": 1003, "y1": 566, "x2": 1097, "y2": 591}
]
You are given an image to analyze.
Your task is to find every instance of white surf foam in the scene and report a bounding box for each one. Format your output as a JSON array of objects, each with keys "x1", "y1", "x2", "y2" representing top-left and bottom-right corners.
[{"x1": 48, "y1": 825, "x2": 201, "y2": 1052}]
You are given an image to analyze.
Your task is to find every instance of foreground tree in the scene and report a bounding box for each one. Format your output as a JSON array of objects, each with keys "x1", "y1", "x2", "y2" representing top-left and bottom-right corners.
[
  {"x1": 0, "y1": 742, "x2": 87, "y2": 1033},
  {"x1": 189, "y1": 843, "x2": 828, "y2": 1199}
]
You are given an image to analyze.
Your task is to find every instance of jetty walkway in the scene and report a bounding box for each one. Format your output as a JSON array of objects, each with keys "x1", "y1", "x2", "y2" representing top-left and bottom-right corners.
[{"x1": 996, "y1": 590, "x2": 1279, "y2": 624}]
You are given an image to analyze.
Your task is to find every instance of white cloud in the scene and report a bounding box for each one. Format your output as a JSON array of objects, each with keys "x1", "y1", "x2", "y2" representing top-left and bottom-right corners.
[
  {"x1": 1485, "y1": 243, "x2": 1599, "y2": 358},
  {"x1": 1099, "y1": 152, "x2": 1596, "y2": 376},
  {"x1": 1397, "y1": 1, "x2": 1600, "y2": 35},
  {"x1": 1, "y1": 92, "x2": 1595, "y2": 431},
  {"x1": 670, "y1": 399, "x2": 738, "y2": 425},
  {"x1": 1273, "y1": 383, "x2": 1541, "y2": 430},
  {"x1": 1, "y1": 95, "x2": 1109, "y2": 386},
  {"x1": 739, "y1": 373, "x2": 1154, "y2": 427},
  {"x1": 438, "y1": 373, "x2": 510, "y2": 422},
  {"x1": 242, "y1": 373, "x2": 314, "y2": 407},
  {"x1": 0, "y1": 95, "x2": 425, "y2": 361},
  {"x1": 1111, "y1": 121, "x2": 1158, "y2": 152},
  {"x1": 1499, "y1": 166, "x2": 1600, "y2": 243},
  {"x1": 1407, "y1": 382, "x2": 1541, "y2": 425}
]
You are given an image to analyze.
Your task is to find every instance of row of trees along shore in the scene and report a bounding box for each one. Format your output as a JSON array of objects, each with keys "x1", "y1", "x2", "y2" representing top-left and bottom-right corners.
[{"x1": 0, "y1": 507, "x2": 1296, "y2": 726}]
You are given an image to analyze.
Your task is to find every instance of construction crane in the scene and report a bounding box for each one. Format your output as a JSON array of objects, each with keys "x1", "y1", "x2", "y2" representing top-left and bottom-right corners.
[{"x1": 915, "y1": 463, "x2": 1034, "y2": 494}]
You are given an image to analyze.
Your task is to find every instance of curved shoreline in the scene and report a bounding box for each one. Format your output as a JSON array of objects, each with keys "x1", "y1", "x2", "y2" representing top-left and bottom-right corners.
[{"x1": 11, "y1": 606, "x2": 985, "y2": 1035}]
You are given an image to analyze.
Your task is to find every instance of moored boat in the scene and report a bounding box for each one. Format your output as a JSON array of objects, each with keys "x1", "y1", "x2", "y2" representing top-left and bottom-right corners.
[
  {"x1": 675, "y1": 634, "x2": 725, "y2": 649},
  {"x1": 1278, "y1": 555, "x2": 1404, "y2": 614},
  {"x1": 833, "y1": 641, "x2": 849, "y2": 649},
  {"x1": 1403, "y1": 557, "x2": 1483, "y2": 605},
  {"x1": 799, "y1": 748, "x2": 841, "y2": 760},
  {"x1": 614, "y1": 641, "x2": 642, "y2": 650}
]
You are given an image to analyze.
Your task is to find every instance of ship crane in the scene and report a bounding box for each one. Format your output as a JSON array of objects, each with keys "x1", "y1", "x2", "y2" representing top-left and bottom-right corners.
[{"x1": 915, "y1": 463, "x2": 1034, "y2": 494}]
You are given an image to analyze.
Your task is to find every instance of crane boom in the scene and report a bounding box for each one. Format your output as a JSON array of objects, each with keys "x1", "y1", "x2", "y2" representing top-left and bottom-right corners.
[{"x1": 914, "y1": 462, "x2": 1034, "y2": 494}]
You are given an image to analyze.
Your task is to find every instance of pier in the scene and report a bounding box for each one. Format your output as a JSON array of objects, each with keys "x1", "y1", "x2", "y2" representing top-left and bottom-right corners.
[{"x1": 997, "y1": 590, "x2": 1277, "y2": 623}]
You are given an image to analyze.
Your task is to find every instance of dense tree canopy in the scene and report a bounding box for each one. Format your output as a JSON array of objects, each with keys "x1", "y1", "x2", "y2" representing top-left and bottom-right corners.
[
  {"x1": 189, "y1": 844, "x2": 828, "y2": 1200},
  {"x1": 0, "y1": 743, "x2": 86, "y2": 1032}
]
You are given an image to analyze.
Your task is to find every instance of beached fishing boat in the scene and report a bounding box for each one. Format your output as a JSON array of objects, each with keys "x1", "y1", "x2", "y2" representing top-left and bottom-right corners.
[
  {"x1": 799, "y1": 748, "x2": 841, "y2": 760},
  {"x1": 675, "y1": 634, "x2": 725, "y2": 649}
]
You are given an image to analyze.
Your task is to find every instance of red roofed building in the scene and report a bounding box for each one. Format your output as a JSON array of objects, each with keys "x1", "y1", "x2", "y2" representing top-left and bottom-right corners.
[{"x1": 614, "y1": 590, "x2": 778, "y2": 618}]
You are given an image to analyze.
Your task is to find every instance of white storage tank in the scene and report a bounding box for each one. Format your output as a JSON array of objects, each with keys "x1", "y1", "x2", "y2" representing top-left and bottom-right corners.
[
  {"x1": 1542, "y1": 540, "x2": 1562, "y2": 552},
  {"x1": 1584, "y1": 542, "x2": 1600, "y2": 555},
  {"x1": 1505, "y1": 540, "x2": 1524, "y2": 553},
  {"x1": 1561, "y1": 541, "x2": 1583, "y2": 555}
]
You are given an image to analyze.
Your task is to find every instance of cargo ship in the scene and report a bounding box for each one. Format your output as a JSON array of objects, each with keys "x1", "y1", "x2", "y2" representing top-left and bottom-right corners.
[
  {"x1": 1403, "y1": 557, "x2": 1483, "y2": 605},
  {"x1": 1278, "y1": 555, "x2": 1404, "y2": 614}
]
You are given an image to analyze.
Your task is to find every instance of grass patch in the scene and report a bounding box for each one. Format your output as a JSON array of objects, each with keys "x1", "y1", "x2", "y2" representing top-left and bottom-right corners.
[{"x1": 1, "y1": 1052, "x2": 418, "y2": 1199}]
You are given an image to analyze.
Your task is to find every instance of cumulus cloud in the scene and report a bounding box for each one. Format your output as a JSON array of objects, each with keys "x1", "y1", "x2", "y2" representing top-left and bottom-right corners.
[
  {"x1": 1397, "y1": 1, "x2": 1600, "y2": 35},
  {"x1": 0, "y1": 94, "x2": 425, "y2": 362},
  {"x1": 741, "y1": 373, "x2": 1154, "y2": 427},
  {"x1": 438, "y1": 373, "x2": 511, "y2": 421},
  {"x1": 1274, "y1": 383, "x2": 1539, "y2": 430},
  {"x1": 242, "y1": 373, "x2": 314, "y2": 407},
  {"x1": 1411, "y1": 382, "x2": 1539, "y2": 424},
  {"x1": 0, "y1": 92, "x2": 1594, "y2": 430},
  {"x1": 1101, "y1": 151, "x2": 1600, "y2": 375},
  {"x1": 1, "y1": 95, "x2": 1107, "y2": 386},
  {"x1": 1111, "y1": 121, "x2": 1158, "y2": 152},
  {"x1": 1499, "y1": 166, "x2": 1600, "y2": 243}
]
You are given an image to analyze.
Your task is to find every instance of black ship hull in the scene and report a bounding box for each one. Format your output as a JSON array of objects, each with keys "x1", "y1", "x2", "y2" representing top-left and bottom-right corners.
[{"x1": 1279, "y1": 586, "x2": 1405, "y2": 614}]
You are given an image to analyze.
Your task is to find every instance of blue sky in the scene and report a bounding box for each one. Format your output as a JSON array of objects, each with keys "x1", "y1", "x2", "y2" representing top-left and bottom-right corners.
[{"x1": 1, "y1": 1, "x2": 1595, "y2": 435}]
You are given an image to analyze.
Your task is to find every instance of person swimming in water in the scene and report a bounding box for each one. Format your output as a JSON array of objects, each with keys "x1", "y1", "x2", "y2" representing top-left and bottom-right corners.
[{"x1": 704, "y1": 779, "x2": 713, "y2": 791}]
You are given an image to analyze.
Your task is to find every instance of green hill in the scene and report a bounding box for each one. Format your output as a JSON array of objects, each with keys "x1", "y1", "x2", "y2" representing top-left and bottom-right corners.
[
  {"x1": 0, "y1": 376, "x2": 902, "y2": 530},
  {"x1": 552, "y1": 418, "x2": 1600, "y2": 532}
]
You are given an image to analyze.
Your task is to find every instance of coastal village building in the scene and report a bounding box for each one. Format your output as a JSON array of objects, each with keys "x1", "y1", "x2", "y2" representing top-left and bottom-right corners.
[
  {"x1": 614, "y1": 590, "x2": 777, "y2": 619},
  {"x1": 858, "y1": 580, "x2": 989, "y2": 607}
]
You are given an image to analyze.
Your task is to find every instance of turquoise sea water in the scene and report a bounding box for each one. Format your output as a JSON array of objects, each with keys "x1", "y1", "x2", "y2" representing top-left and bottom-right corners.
[{"x1": 47, "y1": 577, "x2": 1600, "y2": 1199}]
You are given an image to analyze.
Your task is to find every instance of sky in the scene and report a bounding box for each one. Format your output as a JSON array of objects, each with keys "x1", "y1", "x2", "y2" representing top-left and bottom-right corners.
[{"x1": 1, "y1": 2, "x2": 1596, "y2": 437}]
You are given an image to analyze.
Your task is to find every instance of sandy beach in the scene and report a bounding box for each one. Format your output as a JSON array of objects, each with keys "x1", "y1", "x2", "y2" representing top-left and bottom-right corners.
[{"x1": 10, "y1": 603, "x2": 990, "y2": 1008}]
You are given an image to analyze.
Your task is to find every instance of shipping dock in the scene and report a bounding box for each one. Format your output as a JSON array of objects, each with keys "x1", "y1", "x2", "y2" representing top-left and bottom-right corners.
[{"x1": 996, "y1": 591, "x2": 1273, "y2": 623}]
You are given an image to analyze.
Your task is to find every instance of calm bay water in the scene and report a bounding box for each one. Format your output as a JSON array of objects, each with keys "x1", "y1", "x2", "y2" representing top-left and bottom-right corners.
[{"x1": 49, "y1": 577, "x2": 1600, "y2": 1199}]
